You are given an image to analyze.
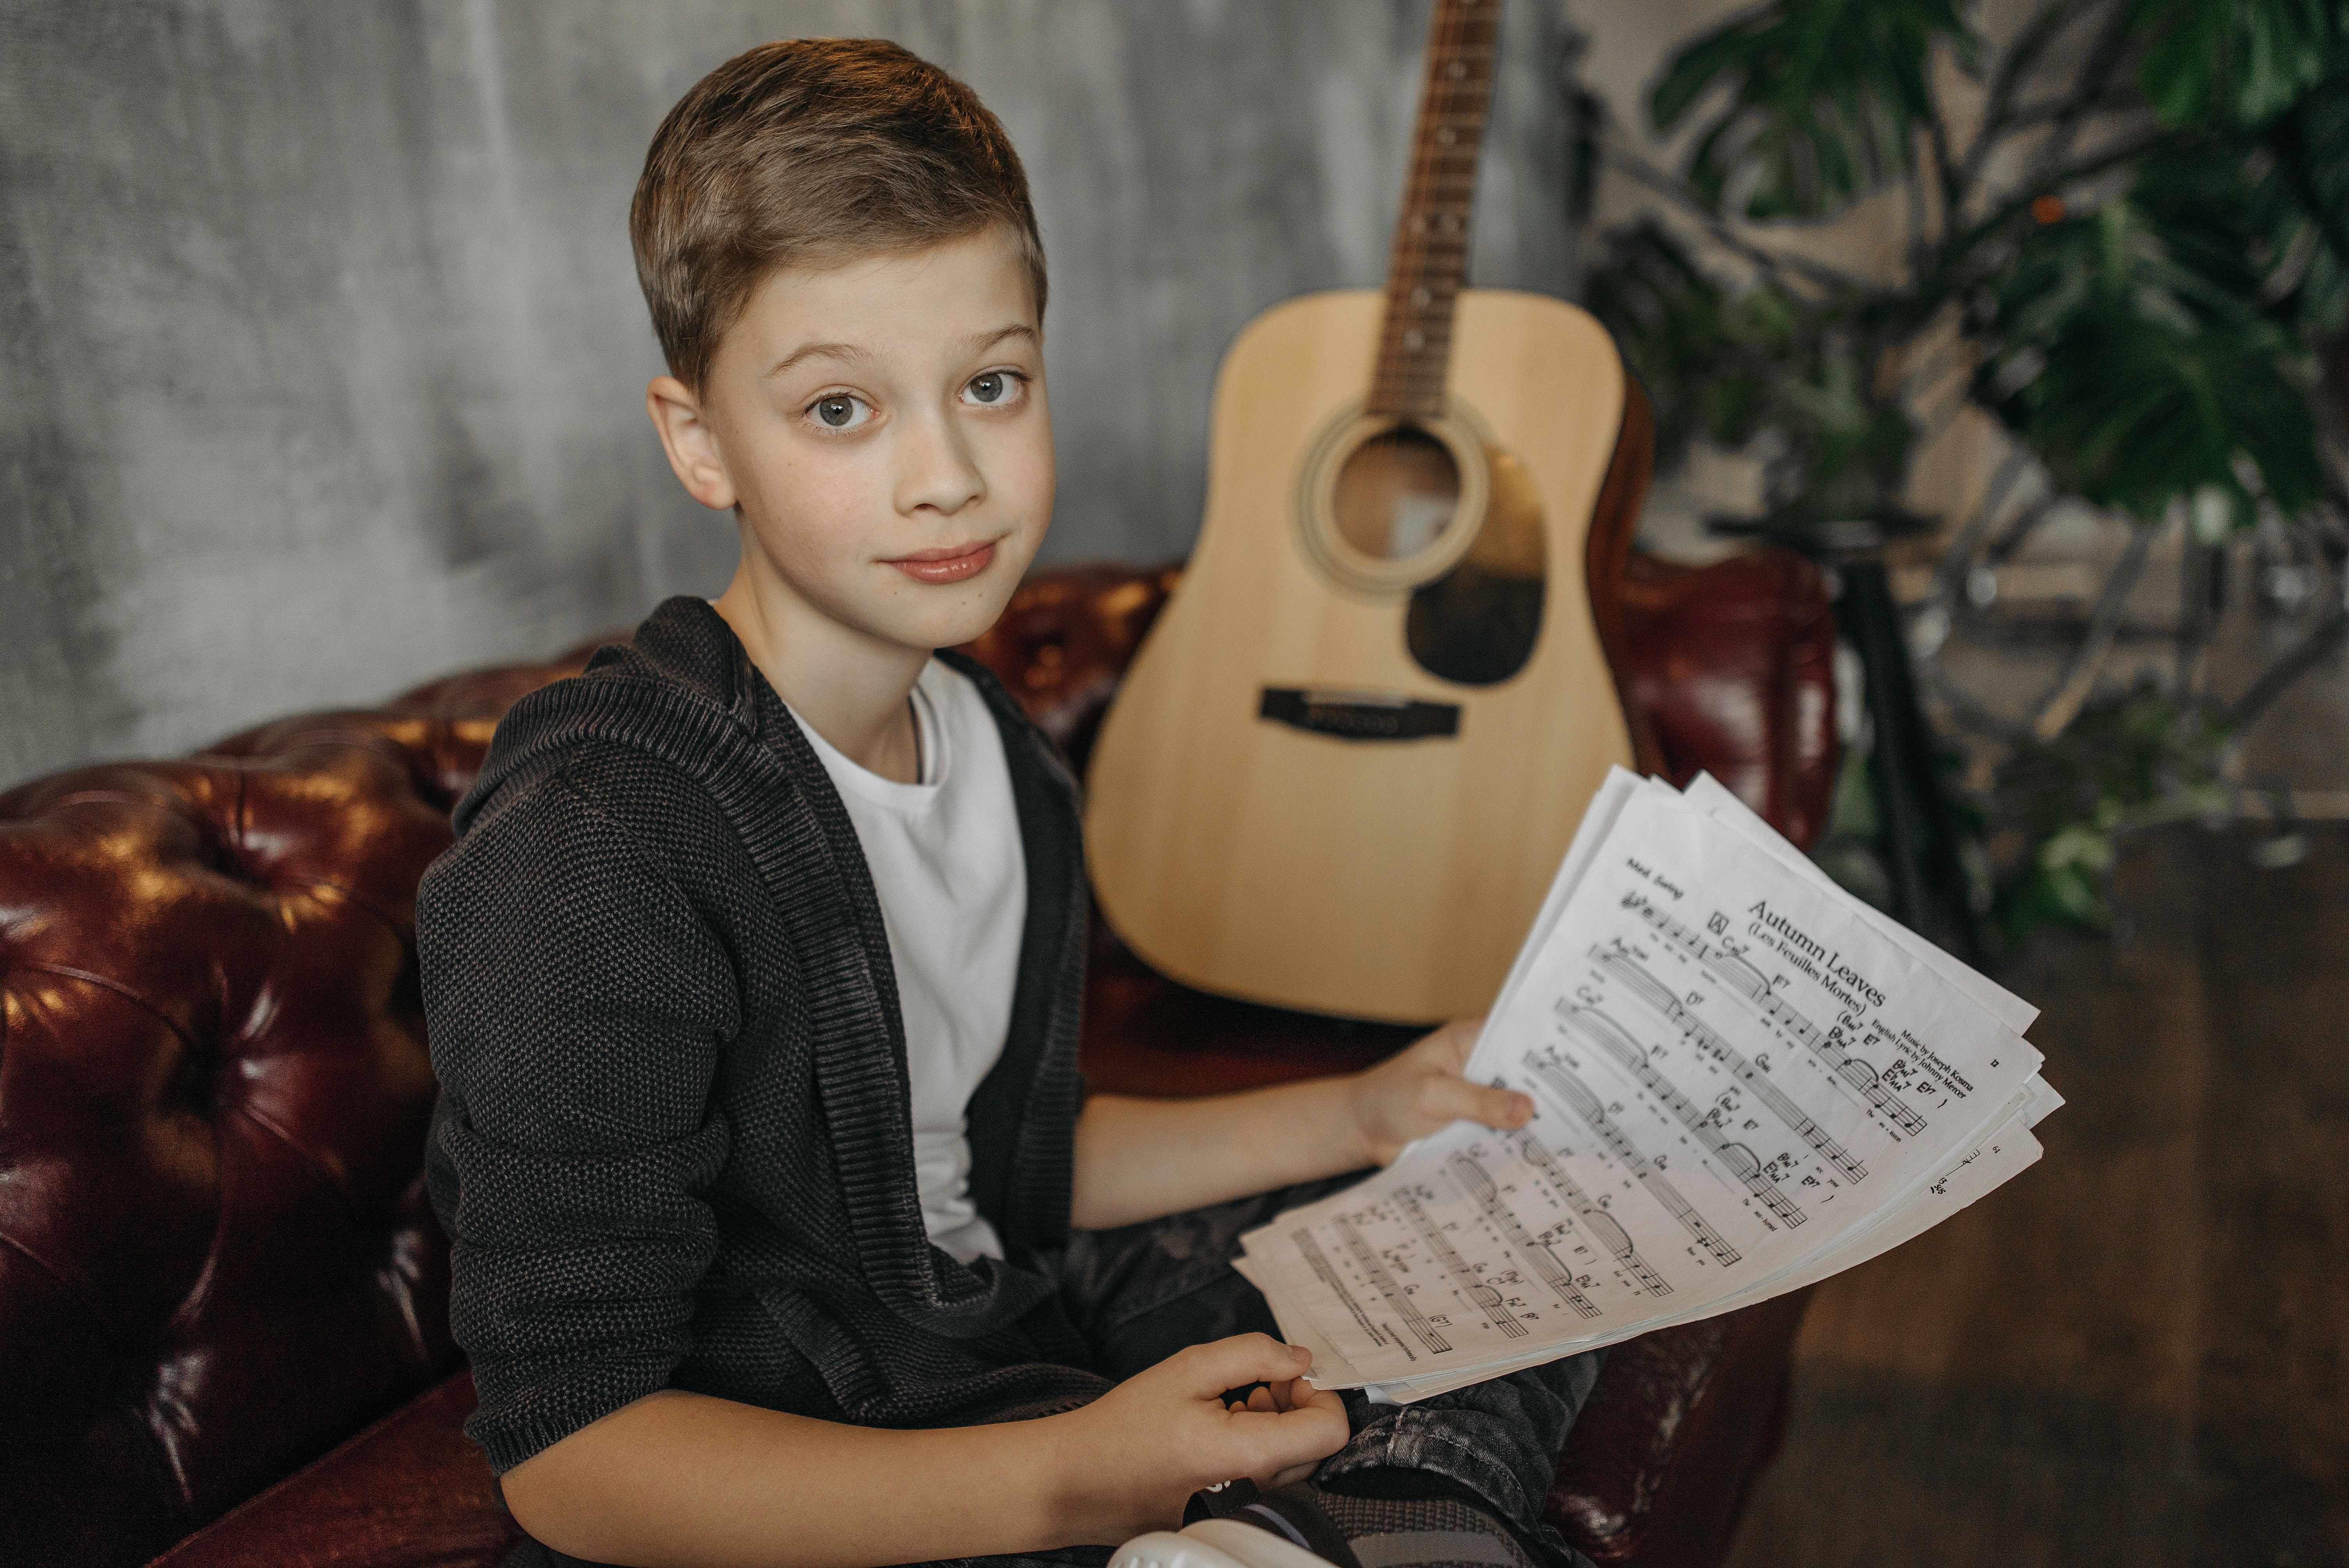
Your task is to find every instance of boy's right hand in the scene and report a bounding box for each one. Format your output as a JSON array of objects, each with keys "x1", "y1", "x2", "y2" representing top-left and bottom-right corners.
[{"x1": 1053, "y1": 1333, "x2": 1351, "y2": 1543}]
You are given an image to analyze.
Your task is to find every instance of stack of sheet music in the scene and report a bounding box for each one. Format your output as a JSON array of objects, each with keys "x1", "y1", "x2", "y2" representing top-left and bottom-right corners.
[{"x1": 1234, "y1": 768, "x2": 2062, "y2": 1402}]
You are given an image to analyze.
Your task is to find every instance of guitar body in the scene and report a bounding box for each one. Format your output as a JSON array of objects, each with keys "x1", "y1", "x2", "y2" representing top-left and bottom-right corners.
[{"x1": 1085, "y1": 287, "x2": 1636, "y2": 1024}]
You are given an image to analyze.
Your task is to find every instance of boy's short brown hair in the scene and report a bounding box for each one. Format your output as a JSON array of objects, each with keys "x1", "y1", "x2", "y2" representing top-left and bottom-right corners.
[{"x1": 631, "y1": 38, "x2": 1047, "y2": 391}]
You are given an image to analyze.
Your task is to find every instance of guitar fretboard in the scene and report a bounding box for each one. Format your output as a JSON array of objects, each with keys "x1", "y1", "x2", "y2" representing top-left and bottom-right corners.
[{"x1": 1368, "y1": 0, "x2": 1499, "y2": 420}]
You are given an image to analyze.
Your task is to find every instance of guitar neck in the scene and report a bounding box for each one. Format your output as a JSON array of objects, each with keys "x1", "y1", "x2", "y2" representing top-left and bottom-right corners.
[{"x1": 1368, "y1": 0, "x2": 1500, "y2": 420}]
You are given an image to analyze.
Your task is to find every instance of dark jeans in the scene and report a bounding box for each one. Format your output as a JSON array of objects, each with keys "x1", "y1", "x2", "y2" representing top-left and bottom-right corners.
[
  {"x1": 973, "y1": 1174, "x2": 1604, "y2": 1568},
  {"x1": 512, "y1": 1177, "x2": 1602, "y2": 1568}
]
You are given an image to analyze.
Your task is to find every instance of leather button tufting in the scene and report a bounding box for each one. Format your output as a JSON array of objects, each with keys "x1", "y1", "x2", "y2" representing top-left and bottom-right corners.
[{"x1": 0, "y1": 652, "x2": 589, "y2": 1568}]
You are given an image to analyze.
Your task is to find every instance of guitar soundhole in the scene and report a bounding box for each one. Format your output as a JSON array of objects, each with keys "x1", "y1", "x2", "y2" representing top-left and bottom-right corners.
[
  {"x1": 1331, "y1": 424, "x2": 1461, "y2": 561},
  {"x1": 1406, "y1": 445, "x2": 1547, "y2": 686}
]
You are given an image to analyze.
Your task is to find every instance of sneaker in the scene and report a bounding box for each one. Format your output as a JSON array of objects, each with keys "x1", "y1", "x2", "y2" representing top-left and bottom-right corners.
[{"x1": 1110, "y1": 1479, "x2": 1539, "y2": 1568}]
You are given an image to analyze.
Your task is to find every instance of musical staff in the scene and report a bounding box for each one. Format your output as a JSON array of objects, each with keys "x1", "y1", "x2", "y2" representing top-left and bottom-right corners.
[
  {"x1": 1447, "y1": 1151, "x2": 1604, "y2": 1319},
  {"x1": 1332, "y1": 1215, "x2": 1450, "y2": 1357},
  {"x1": 1503, "y1": 1127, "x2": 1671, "y2": 1297},
  {"x1": 1397, "y1": 1185, "x2": 1529, "y2": 1338},
  {"x1": 1624, "y1": 895, "x2": 1929, "y2": 1136},
  {"x1": 1592, "y1": 942, "x2": 1868, "y2": 1182},
  {"x1": 1557, "y1": 1004, "x2": 1806, "y2": 1228},
  {"x1": 1521, "y1": 1051, "x2": 1742, "y2": 1267}
]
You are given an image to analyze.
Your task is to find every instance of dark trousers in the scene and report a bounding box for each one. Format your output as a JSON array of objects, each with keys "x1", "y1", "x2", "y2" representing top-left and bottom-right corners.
[
  {"x1": 512, "y1": 1177, "x2": 1602, "y2": 1568},
  {"x1": 981, "y1": 1174, "x2": 1604, "y2": 1568}
]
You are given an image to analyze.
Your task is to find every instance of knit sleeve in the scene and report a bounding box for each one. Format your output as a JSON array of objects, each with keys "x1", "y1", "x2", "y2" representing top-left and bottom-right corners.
[{"x1": 418, "y1": 763, "x2": 739, "y2": 1474}]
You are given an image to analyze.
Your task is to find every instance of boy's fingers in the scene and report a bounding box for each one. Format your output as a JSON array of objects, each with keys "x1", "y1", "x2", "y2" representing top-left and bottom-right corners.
[
  {"x1": 1482, "y1": 1084, "x2": 1536, "y2": 1128},
  {"x1": 1233, "y1": 1399, "x2": 1351, "y2": 1478},
  {"x1": 1175, "y1": 1334, "x2": 1313, "y2": 1396},
  {"x1": 1420, "y1": 1074, "x2": 1533, "y2": 1130}
]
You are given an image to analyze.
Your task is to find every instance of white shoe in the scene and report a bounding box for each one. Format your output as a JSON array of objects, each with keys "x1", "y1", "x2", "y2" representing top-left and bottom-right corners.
[{"x1": 1110, "y1": 1518, "x2": 1332, "y2": 1568}]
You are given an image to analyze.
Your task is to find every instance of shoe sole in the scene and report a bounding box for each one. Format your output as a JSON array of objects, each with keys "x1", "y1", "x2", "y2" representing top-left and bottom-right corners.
[{"x1": 1112, "y1": 1519, "x2": 1332, "y2": 1568}]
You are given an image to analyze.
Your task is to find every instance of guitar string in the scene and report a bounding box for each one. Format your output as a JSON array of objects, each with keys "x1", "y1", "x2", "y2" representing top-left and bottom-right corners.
[
  {"x1": 1376, "y1": 0, "x2": 1446, "y2": 413},
  {"x1": 1365, "y1": 0, "x2": 1494, "y2": 551},
  {"x1": 1378, "y1": 0, "x2": 1457, "y2": 413},
  {"x1": 1371, "y1": 0, "x2": 1460, "y2": 522},
  {"x1": 1374, "y1": 0, "x2": 1494, "y2": 419}
]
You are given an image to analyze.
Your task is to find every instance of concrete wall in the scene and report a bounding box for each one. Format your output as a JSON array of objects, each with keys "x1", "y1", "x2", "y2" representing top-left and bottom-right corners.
[{"x1": 0, "y1": 0, "x2": 1584, "y2": 784}]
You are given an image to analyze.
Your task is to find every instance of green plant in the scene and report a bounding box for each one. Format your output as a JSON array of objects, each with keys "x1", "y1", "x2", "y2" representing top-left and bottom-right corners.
[{"x1": 1582, "y1": 0, "x2": 2349, "y2": 947}]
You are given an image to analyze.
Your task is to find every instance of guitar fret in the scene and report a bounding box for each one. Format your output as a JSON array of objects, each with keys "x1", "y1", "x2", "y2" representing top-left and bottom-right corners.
[{"x1": 1365, "y1": 0, "x2": 1499, "y2": 419}]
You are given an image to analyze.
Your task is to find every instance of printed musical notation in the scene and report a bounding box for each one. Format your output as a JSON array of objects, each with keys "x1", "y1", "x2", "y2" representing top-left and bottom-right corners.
[
  {"x1": 1590, "y1": 941, "x2": 1868, "y2": 1182},
  {"x1": 1330, "y1": 1216, "x2": 1448, "y2": 1356},
  {"x1": 1501, "y1": 1126, "x2": 1670, "y2": 1297},
  {"x1": 1447, "y1": 1152, "x2": 1604, "y2": 1319},
  {"x1": 1555, "y1": 1002, "x2": 1806, "y2": 1227},
  {"x1": 1624, "y1": 894, "x2": 1930, "y2": 1137},
  {"x1": 1242, "y1": 772, "x2": 2051, "y2": 1394},
  {"x1": 1520, "y1": 1049, "x2": 1744, "y2": 1266},
  {"x1": 1398, "y1": 1183, "x2": 1529, "y2": 1338}
]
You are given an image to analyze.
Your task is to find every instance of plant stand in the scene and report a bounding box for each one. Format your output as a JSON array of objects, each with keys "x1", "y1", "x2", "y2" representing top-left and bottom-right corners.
[
  {"x1": 1745, "y1": 520, "x2": 1986, "y2": 966},
  {"x1": 1836, "y1": 557, "x2": 1986, "y2": 968}
]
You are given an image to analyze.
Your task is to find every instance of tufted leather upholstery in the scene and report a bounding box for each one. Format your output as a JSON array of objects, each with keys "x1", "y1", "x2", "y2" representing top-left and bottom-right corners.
[
  {"x1": 1544, "y1": 1287, "x2": 1811, "y2": 1566},
  {"x1": 6, "y1": 559, "x2": 1834, "y2": 1568},
  {"x1": 0, "y1": 657, "x2": 593, "y2": 1568}
]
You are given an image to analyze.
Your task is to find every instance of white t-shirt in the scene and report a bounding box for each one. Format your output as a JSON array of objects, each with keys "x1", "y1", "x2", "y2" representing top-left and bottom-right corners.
[{"x1": 790, "y1": 661, "x2": 1025, "y2": 1265}]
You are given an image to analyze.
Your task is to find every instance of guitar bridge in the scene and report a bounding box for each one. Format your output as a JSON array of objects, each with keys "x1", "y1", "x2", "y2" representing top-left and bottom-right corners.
[{"x1": 1258, "y1": 687, "x2": 1461, "y2": 741}]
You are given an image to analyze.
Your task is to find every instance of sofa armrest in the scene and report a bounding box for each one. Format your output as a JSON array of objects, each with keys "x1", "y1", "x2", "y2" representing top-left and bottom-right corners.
[
  {"x1": 1543, "y1": 1289, "x2": 1810, "y2": 1567},
  {"x1": 146, "y1": 1371, "x2": 517, "y2": 1568}
]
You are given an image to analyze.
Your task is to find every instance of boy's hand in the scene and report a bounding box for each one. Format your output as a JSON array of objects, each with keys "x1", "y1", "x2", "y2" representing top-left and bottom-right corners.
[
  {"x1": 1349, "y1": 1017, "x2": 1533, "y2": 1165},
  {"x1": 1054, "y1": 1335, "x2": 1349, "y2": 1541}
]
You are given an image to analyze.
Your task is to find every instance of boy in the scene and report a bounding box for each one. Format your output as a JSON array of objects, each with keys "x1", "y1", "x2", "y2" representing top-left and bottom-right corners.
[{"x1": 421, "y1": 38, "x2": 1602, "y2": 1568}]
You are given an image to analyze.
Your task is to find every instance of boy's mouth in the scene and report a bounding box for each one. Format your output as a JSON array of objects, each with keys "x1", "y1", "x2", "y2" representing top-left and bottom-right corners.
[{"x1": 884, "y1": 541, "x2": 996, "y2": 584}]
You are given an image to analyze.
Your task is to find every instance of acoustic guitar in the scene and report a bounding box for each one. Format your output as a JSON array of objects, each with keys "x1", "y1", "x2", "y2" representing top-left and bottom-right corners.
[{"x1": 1083, "y1": 0, "x2": 1649, "y2": 1025}]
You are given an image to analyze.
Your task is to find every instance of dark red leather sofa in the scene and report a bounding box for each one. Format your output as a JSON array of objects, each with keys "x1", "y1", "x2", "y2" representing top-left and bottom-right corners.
[{"x1": 0, "y1": 542, "x2": 1836, "y2": 1568}]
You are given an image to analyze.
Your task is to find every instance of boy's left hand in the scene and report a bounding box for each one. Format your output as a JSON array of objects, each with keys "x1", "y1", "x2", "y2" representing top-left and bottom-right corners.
[{"x1": 1347, "y1": 1018, "x2": 1534, "y2": 1166}]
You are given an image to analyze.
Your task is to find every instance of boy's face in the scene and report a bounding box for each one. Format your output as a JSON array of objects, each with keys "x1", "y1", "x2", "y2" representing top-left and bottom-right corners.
[{"x1": 651, "y1": 226, "x2": 1052, "y2": 659}]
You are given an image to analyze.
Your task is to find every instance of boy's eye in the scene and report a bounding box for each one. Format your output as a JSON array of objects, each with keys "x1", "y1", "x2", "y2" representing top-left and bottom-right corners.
[
  {"x1": 811, "y1": 394, "x2": 872, "y2": 429},
  {"x1": 963, "y1": 371, "x2": 1021, "y2": 406}
]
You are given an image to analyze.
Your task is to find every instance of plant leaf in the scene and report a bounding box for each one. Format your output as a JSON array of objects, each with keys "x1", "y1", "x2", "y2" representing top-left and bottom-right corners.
[
  {"x1": 1973, "y1": 195, "x2": 2324, "y2": 527},
  {"x1": 2127, "y1": 0, "x2": 2345, "y2": 127},
  {"x1": 1650, "y1": 0, "x2": 1978, "y2": 220}
]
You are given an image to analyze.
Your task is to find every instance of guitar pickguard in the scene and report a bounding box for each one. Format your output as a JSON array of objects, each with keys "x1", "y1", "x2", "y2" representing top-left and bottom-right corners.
[{"x1": 1406, "y1": 444, "x2": 1549, "y2": 686}]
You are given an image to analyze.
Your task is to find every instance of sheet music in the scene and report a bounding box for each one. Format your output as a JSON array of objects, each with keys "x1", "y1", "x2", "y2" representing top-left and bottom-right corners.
[{"x1": 1239, "y1": 772, "x2": 2054, "y2": 1395}]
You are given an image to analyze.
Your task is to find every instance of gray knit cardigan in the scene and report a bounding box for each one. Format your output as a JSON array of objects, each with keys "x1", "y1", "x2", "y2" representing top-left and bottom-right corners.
[{"x1": 420, "y1": 596, "x2": 1110, "y2": 1475}]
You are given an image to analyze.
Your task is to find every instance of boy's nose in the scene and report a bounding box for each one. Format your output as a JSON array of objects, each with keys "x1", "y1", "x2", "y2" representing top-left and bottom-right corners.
[{"x1": 893, "y1": 412, "x2": 986, "y2": 517}]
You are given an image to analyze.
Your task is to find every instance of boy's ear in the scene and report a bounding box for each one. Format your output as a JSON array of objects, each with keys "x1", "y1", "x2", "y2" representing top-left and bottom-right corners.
[{"x1": 647, "y1": 375, "x2": 738, "y2": 512}]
